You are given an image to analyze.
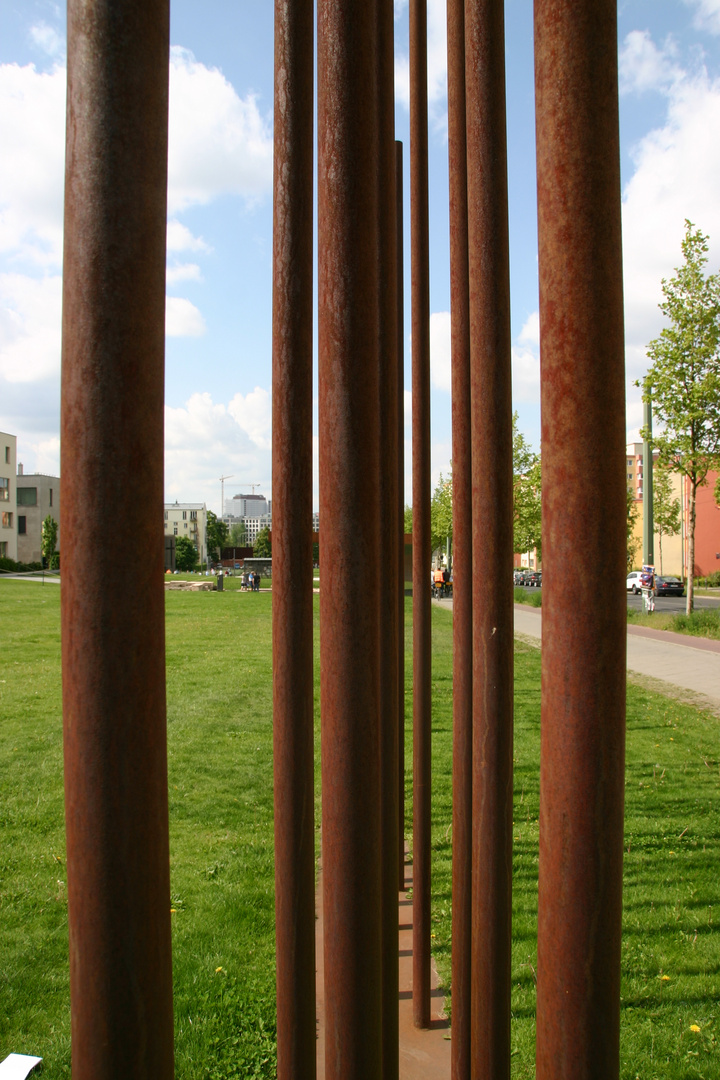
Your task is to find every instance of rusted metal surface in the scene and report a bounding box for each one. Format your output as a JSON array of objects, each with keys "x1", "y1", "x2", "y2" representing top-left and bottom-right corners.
[
  {"x1": 317, "y1": 0, "x2": 382, "y2": 1075},
  {"x1": 446, "y1": 0, "x2": 472, "y2": 1074},
  {"x1": 465, "y1": 0, "x2": 514, "y2": 1075},
  {"x1": 60, "y1": 2, "x2": 173, "y2": 1076},
  {"x1": 272, "y1": 1, "x2": 316, "y2": 1076},
  {"x1": 376, "y1": 2, "x2": 400, "y2": 1076},
  {"x1": 396, "y1": 139, "x2": 406, "y2": 892},
  {"x1": 410, "y1": 0, "x2": 432, "y2": 1031},
  {"x1": 534, "y1": 3, "x2": 627, "y2": 1078}
]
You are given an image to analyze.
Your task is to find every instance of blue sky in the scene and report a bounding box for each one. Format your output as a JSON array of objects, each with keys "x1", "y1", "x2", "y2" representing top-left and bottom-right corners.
[{"x1": 2, "y1": 0, "x2": 720, "y2": 513}]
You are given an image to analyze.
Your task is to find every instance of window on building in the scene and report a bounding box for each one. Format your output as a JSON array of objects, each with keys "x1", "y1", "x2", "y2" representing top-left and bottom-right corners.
[
  {"x1": 182, "y1": 511, "x2": 187, "y2": 520},
  {"x1": 173, "y1": 527, "x2": 178, "y2": 535},
  {"x1": 16, "y1": 487, "x2": 37, "y2": 506},
  {"x1": 49, "y1": 488, "x2": 53, "y2": 507},
  {"x1": 184, "y1": 522, "x2": 188, "y2": 529},
  {"x1": 190, "y1": 510, "x2": 197, "y2": 520},
  {"x1": 18, "y1": 516, "x2": 26, "y2": 535},
  {"x1": 164, "y1": 511, "x2": 168, "y2": 519},
  {"x1": 0, "y1": 478, "x2": 8, "y2": 501},
  {"x1": 4, "y1": 446, "x2": 9, "y2": 464},
  {"x1": 2, "y1": 512, "x2": 13, "y2": 528},
  {"x1": 0, "y1": 541, "x2": 6, "y2": 557}
]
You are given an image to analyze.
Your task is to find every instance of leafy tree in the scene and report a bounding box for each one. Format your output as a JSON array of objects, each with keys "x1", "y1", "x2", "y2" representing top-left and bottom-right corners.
[
  {"x1": 640, "y1": 221, "x2": 720, "y2": 612},
  {"x1": 175, "y1": 535, "x2": 198, "y2": 572},
  {"x1": 430, "y1": 472, "x2": 453, "y2": 557},
  {"x1": 403, "y1": 505, "x2": 413, "y2": 534},
  {"x1": 626, "y1": 487, "x2": 641, "y2": 571},
  {"x1": 254, "y1": 526, "x2": 272, "y2": 558},
  {"x1": 229, "y1": 521, "x2": 247, "y2": 547},
  {"x1": 652, "y1": 465, "x2": 681, "y2": 575},
  {"x1": 41, "y1": 515, "x2": 58, "y2": 568},
  {"x1": 206, "y1": 510, "x2": 229, "y2": 563},
  {"x1": 512, "y1": 413, "x2": 542, "y2": 559}
]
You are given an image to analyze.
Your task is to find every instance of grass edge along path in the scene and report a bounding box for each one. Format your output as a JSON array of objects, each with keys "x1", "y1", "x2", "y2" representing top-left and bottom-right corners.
[{"x1": 1, "y1": 583, "x2": 718, "y2": 1078}]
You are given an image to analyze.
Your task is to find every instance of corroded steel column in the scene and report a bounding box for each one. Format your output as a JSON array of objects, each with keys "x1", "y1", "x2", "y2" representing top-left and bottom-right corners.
[
  {"x1": 272, "y1": 0, "x2": 316, "y2": 1076},
  {"x1": 317, "y1": 0, "x2": 382, "y2": 1075},
  {"x1": 60, "y1": 2, "x2": 173, "y2": 1077},
  {"x1": 410, "y1": 0, "x2": 432, "y2": 1031},
  {"x1": 447, "y1": 0, "x2": 472, "y2": 1075},
  {"x1": 534, "y1": 3, "x2": 627, "y2": 1078},
  {"x1": 396, "y1": 140, "x2": 406, "y2": 891},
  {"x1": 377, "y1": 2, "x2": 400, "y2": 1076},
  {"x1": 465, "y1": 0, "x2": 514, "y2": 1075}
]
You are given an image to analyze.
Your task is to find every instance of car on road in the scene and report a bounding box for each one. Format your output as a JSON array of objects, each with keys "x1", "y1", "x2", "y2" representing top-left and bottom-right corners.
[
  {"x1": 626, "y1": 571, "x2": 650, "y2": 593},
  {"x1": 514, "y1": 569, "x2": 529, "y2": 585},
  {"x1": 655, "y1": 575, "x2": 685, "y2": 597},
  {"x1": 526, "y1": 570, "x2": 542, "y2": 587}
]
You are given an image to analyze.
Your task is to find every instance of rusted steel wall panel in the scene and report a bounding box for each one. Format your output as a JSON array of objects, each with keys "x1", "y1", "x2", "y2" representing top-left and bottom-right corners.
[
  {"x1": 272, "y1": 0, "x2": 316, "y2": 1075},
  {"x1": 60, "y1": 2, "x2": 173, "y2": 1076},
  {"x1": 447, "y1": 0, "x2": 472, "y2": 1074},
  {"x1": 465, "y1": 0, "x2": 514, "y2": 1075},
  {"x1": 534, "y1": 2, "x2": 627, "y2": 1078},
  {"x1": 410, "y1": 0, "x2": 433, "y2": 1031},
  {"x1": 317, "y1": 0, "x2": 383, "y2": 1074}
]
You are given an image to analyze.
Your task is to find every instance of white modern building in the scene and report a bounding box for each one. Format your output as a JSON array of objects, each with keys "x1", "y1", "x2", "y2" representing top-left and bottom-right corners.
[
  {"x1": 0, "y1": 432, "x2": 18, "y2": 561},
  {"x1": 164, "y1": 502, "x2": 207, "y2": 564},
  {"x1": 16, "y1": 469, "x2": 61, "y2": 564},
  {"x1": 225, "y1": 493, "x2": 270, "y2": 519}
]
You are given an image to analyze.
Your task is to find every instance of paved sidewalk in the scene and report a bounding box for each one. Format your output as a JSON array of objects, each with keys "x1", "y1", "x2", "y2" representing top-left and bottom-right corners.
[{"x1": 435, "y1": 598, "x2": 720, "y2": 712}]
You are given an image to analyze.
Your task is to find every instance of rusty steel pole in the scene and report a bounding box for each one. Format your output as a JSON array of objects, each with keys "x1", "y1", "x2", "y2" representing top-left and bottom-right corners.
[
  {"x1": 534, "y1": 3, "x2": 627, "y2": 1078},
  {"x1": 410, "y1": 0, "x2": 432, "y2": 1031},
  {"x1": 376, "y1": 1, "x2": 400, "y2": 1076},
  {"x1": 396, "y1": 140, "x2": 406, "y2": 891},
  {"x1": 272, "y1": 0, "x2": 316, "y2": 1077},
  {"x1": 317, "y1": 0, "x2": 383, "y2": 1075},
  {"x1": 447, "y1": 0, "x2": 472, "y2": 1075},
  {"x1": 465, "y1": 0, "x2": 514, "y2": 1075},
  {"x1": 60, "y1": 2, "x2": 173, "y2": 1077}
]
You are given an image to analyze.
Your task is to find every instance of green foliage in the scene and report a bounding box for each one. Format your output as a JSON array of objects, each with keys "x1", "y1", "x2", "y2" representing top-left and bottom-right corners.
[
  {"x1": 513, "y1": 413, "x2": 542, "y2": 558},
  {"x1": 253, "y1": 527, "x2": 272, "y2": 558},
  {"x1": 403, "y1": 504, "x2": 413, "y2": 534},
  {"x1": 627, "y1": 487, "x2": 641, "y2": 570},
  {"x1": 41, "y1": 514, "x2": 58, "y2": 565},
  {"x1": 653, "y1": 465, "x2": 681, "y2": 574},
  {"x1": 228, "y1": 521, "x2": 247, "y2": 547},
  {"x1": 640, "y1": 221, "x2": 720, "y2": 607},
  {"x1": 206, "y1": 510, "x2": 229, "y2": 562},
  {"x1": 0, "y1": 557, "x2": 43, "y2": 573},
  {"x1": 671, "y1": 607, "x2": 720, "y2": 638},
  {"x1": 430, "y1": 472, "x2": 453, "y2": 556},
  {"x1": 174, "y1": 535, "x2": 198, "y2": 572},
  {"x1": 514, "y1": 586, "x2": 543, "y2": 607}
]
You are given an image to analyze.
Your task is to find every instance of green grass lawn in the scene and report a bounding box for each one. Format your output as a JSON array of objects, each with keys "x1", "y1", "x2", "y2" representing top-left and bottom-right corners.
[{"x1": 1, "y1": 582, "x2": 718, "y2": 1077}]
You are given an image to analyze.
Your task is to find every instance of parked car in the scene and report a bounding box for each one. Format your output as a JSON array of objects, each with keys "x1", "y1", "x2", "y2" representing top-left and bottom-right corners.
[
  {"x1": 526, "y1": 570, "x2": 542, "y2": 587},
  {"x1": 655, "y1": 575, "x2": 685, "y2": 597},
  {"x1": 514, "y1": 569, "x2": 529, "y2": 585},
  {"x1": 626, "y1": 571, "x2": 653, "y2": 593}
]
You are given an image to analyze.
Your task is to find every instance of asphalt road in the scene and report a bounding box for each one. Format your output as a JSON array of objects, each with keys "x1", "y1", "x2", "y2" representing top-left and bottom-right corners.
[{"x1": 514, "y1": 584, "x2": 720, "y2": 614}]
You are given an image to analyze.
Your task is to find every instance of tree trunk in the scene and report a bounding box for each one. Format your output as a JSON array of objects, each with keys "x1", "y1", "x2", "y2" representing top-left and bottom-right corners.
[{"x1": 687, "y1": 478, "x2": 697, "y2": 615}]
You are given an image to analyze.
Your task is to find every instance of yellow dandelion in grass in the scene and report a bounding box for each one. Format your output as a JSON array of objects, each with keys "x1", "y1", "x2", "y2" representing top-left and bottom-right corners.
[
  {"x1": 215, "y1": 966, "x2": 224, "y2": 973},
  {"x1": 170, "y1": 908, "x2": 177, "y2": 914},
  {"x1": 690, "y1": 1024, "x2": 701, "y2": 1033},
  {"x1": 660, "y1": 974, "x2": 670, "y2": 981}
]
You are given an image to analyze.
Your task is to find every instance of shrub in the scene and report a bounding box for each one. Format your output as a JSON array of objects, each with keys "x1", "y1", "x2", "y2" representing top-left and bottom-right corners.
[{"x1": 671, "y1": 608, "x2": 720, "y2": 638}]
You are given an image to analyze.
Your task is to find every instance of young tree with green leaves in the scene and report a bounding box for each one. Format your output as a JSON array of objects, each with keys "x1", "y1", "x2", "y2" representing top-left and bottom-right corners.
[
  {"x1": 254, "y1": 526, "x2": 272, "y2": 558},
  {"x1": 626, "y1": 488, "x2": 641, "y2": 571},
  {"x1": 512, "y1": 413, "x2": 542, "y2": 559},
  {"x1": 652, "y1": 465, "x2": 681, "y2": 575},
  {"x1": 640, "y1": 221, "x2": 720, "y2": 613},
  {"x1": 41, "y1": 515, "x2": 58, "y2": 568},
  {"x1": 206, "y1": 510, "x2": 229, "y2": 564},
  {"x1": 430, "y1": 472, "x2": 453, "y2": 558},
  {"x1": 175, "y1": 536, "x2": 198, "y2": 572},
  {"x1": 228, "y1": 521, "x2": 247, "y2": 547}
]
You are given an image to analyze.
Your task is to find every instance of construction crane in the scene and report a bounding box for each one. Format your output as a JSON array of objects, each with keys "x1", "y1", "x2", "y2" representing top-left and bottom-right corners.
[{"x1": 219, "y1": 474, "x2": 234, "y2": 519}]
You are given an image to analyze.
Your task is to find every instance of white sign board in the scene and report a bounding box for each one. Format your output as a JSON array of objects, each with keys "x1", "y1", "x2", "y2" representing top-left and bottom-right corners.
[{"x1": 0, "y1": 1055, "x2": 42, "y2": 1080}]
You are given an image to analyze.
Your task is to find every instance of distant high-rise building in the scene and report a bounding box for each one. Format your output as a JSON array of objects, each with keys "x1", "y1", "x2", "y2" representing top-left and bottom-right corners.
[{"x1": 225, "y1": 493, "x2": 269, "y2": 519}]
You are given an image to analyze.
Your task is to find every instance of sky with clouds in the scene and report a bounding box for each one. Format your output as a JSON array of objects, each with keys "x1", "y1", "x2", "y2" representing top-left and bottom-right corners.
[{"x1": 2, "y1": 0, "x2": 720, "y2": 512}]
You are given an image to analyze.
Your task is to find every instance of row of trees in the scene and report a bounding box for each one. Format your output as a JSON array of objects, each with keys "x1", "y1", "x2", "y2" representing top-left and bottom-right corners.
[{"x1": 174, "y1": 512, "x2": 272, "y2": 572}]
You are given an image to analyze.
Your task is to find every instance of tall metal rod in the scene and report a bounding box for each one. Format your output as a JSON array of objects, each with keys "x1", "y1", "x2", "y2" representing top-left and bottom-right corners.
[
  {"x1": 410, "y1": 0, "x2": 432, "y2": 1031},
  {"x1": 317, "y1": 0, "x2": 383, "y2": 1074},
  {"x1": 376, "y1": 1, "x2": 399, "y2": 1075},
  {"x1": 396, "y1": 140, "x2": 406, "y2": 891},
  {"x1": 447, "y1": 0, "x2": 472, "y2": 1074},
  {"x1": 465, "y1": 0, "x2": 514, "y2": 1074},
  {"x1": 60, "y1": 2, "x2": 174, "y2": 1076},
  {"x1": 272, "y1": 0, "x2": 316, "y2": 1075},
  {"x1": 642, "y1": 399, "x2": 654, "y2": 566},
  {"x1": 534, "y1": 2, "x2": 627, "y2": 1077}
]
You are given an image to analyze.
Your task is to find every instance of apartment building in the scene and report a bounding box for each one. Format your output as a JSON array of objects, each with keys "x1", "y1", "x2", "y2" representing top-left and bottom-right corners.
[
  {"x1": 0, "y1": 432, "x2": 18, "y2": 560},
  {"x1": 164, "y1": 502, "x2": 207, "y2": 564},
  {"x1": 16, "y1": 469, "x2": 61, "y2": 564}
]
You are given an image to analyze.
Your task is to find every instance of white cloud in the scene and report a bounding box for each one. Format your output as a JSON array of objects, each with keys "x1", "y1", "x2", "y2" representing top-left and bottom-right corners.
[
  {"x1": 166, "y1": 220, "x2": 210, "y2": 254},
  {"x1": 168, "y1": 46, "x2": 273, "y2": 215},
  {"x1": 518, "y1": 311, "x2": 539, "y2": 348},
  {"x1": 29, "y1": 22, "x2": 66, "y2": 61},
  {"x1": 0, "y1": 272, "x2": 62, "y2": 383},
  {"x1": 227, "y1": 387, "x2": 272, "y2": 449},
  {"x1": 25, "y1": 434, "x2": 60, "y2": 476},
  {"x1": 684, "y1": 0, "x2": 720, "y2": 34},
  {"x1": 166, "y1": 262, "x2": 202, "y2": 285},
  {"x1": 430, "y1": 310, "x2": 451, "y2": 391},
  {"x1": 511, "y1": 343, "x2": 540, "y2": 404},
  {"x1": 164, "y1": 390, "x2": 272, "y2": 508},
  {"x1": 165, "y1": 296, "x2": 206, "y2": 337},
  {"x1": 394, "y1": 0, "x2": 448, "y2": 121},
  {"x1": 619, "y1": 31, "x2": 681, "y2": 96}
]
